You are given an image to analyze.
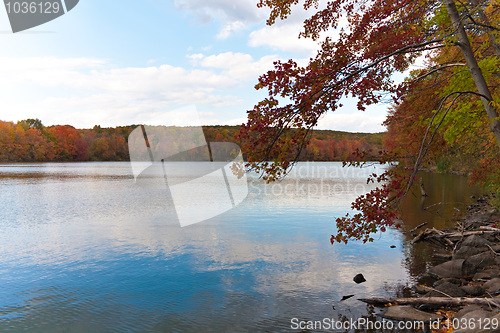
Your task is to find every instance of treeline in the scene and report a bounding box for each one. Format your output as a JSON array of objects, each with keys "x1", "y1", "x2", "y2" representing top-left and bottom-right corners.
[
  {"x1": 0, "y1": 119, "x2": 384, "y2": 162},
  {"x1": 0, "y1": 119, "x2": 130, "y2": 162},
  {"x1": 204, "y1": 126, "x2": 384, "y2": 161}
]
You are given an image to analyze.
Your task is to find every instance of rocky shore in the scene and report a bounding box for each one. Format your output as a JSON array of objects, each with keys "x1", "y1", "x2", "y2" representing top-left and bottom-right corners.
[{"x1": 360, "y1": 195, "x2": 500, "y2": 332}]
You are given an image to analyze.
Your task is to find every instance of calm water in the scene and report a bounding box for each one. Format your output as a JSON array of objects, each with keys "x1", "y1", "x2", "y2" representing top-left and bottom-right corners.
[{"x1": 0, "y1": 162, "x2": 482, "y2": 332}]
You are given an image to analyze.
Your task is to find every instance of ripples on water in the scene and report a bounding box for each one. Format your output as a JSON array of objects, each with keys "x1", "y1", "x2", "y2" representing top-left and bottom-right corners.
[{"x1": 0, "y1": 162, "x2": 482, "y2": 332}]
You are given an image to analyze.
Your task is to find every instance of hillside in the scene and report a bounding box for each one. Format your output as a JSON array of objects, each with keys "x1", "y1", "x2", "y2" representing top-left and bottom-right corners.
[{"x1": 0, "y1": 119, "x2": 385, "y2": 162}]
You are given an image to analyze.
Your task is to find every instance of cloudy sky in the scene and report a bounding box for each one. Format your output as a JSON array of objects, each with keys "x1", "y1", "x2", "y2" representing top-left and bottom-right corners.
[{"x1": 0, "y1": 0, "x2": 388, "y2": 132}]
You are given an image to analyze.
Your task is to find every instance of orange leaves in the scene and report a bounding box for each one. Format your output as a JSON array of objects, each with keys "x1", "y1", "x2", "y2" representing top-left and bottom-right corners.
[
  {"x1": 240, "y1": 0, "x2": 500, "y2": 243},
  {"x1": 0, "y1": 119, "x2": 134, "y2": 162}
]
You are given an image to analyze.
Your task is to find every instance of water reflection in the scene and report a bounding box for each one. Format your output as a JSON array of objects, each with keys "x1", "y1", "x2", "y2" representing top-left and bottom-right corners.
[
  {"x1": 399, "y1": 171, "x2": 483, "y2": 231},
  {"x1": 0, "y1": 162, "x2": 478, "y2": 332},
  {"x1": 396, "y1": 171, "x2": 484, "y2": 287}
]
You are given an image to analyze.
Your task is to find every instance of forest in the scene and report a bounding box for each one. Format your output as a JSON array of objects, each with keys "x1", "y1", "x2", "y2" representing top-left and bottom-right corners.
[{"x1": 0, "y1": 119, "x2": 384, "y2": 163}]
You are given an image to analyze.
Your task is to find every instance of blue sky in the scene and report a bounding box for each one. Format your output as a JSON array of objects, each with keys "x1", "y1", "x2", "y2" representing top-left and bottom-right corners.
[{"x1": 0, "y1": 0, "x2": 388, "y2": 132}]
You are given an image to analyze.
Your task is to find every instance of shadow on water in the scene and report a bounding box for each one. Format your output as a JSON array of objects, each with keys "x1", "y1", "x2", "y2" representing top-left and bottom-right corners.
[
  {"x1": 397, "y1": 170, "x2": 485, "y2": 291},
  {"x1": 399, "y1": 171, "x2": 484, "y2": 231}
]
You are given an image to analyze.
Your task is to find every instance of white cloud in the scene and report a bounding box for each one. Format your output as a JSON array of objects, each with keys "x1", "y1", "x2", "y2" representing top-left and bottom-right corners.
[
  {"x1": 190, "y1": 51, "x2": 278, "y2": 81},
  {"x1": 247, "y1": 0, "x2": 342, "y2": 54},
  {"x1": 217, "y1": 21, "x2": 246, "y2": 39},
  {"x1": 0, "y1": 56, "x2": 251, "y2": 127},
  {"x1": 249, "y1": 23, "x2": 320, "y2": 54},
  {"x1": 316, "y1": 112, "x2": 387, "y2": 133},
  {"x1": 172, "y1": 0, "x2": 267, "y2": 38}
]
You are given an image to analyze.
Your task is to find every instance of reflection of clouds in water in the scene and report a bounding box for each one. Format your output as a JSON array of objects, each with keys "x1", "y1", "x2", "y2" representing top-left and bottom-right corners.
[
  {"x1": 245, "y1": 162, "x2": 389, "y2": 208},
  {"x1": 0, "y1": 161, "x2": 410, "y2": 331},
  {"x1": 247, "y1": 178, "x2": 376, "y2": 207},
  {"x1": 69, "y1": 213, "x2": 408, "y2": 300}
]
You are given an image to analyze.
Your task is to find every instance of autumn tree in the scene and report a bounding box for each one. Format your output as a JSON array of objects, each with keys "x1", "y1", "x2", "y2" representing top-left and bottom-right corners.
[
  {"x1": 18, "y1": 118, "x2": 43, "y2": 131},
  {"x1": 238, "y1": 0, "x2": 500, "y2": 243}
]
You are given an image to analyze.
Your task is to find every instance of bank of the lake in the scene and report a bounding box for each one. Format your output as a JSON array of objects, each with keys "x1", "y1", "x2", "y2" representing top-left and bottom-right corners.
[{"x1": 361, "y1": 194, "x2": 500, "y2": 332}]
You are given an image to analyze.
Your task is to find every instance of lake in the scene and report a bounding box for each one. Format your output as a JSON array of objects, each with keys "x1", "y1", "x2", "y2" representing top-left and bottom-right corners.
[{"x1": 0, "y1": 162, "x2": 483, "y2": 332}]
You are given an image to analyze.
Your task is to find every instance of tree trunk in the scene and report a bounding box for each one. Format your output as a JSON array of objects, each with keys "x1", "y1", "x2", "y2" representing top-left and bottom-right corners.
[
  {"x1": 444, "y1": 0, "x2": 500, "y2": 153},
  {"x1": 468, "y1": 0, "x2": 500, "y2": 58}
]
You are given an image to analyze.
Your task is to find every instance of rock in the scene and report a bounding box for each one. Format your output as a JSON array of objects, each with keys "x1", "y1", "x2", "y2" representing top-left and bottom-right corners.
[
  {"x1": 461, "y1": 309, "x2": 495, "y2": 319},
  {"x1": 482, "y1": 268, "x2": 500, "y2": 278},
  {"x1": 463, "y1": 252, "x2": 497, "y2": 276},
  {"x1": 428, "y1": 260, "x2": 464, "y2": 279},
  {"x1": 425, "y1": 281, "x2": 466, "y2": 297},
  {"x1": 453, "y1": 309, "x2": 496, "y2": 333},
  {"x1": 433, "y1": 251, "x2": 452, "y2": 261},
  {"x1": 390, "y1": 245, "x2": 396, "y2": 248},
  {"x1": 460, "y1": 285, "x2": 485, "y2": 296},
  {"x1": 340, "y1": 294, "x2": 354, "y2": 301},
  {"x1": 382, "y1": 305, "x2": 442, "y2": 322},
  {"x1": 474, "y1": 271, "x2": 495, "y2": 281},
  {"x1": 454, "y1": 305, "x2": 484, "y2": 319},
  {"x1": 353, "y1": 273, "x2": 366, "y2": 284},
  {"x1": 453, "y1": 235, "x2": 491, "y2": 260},
  {"x1": 467, "y1": 212, "x2": 495, "y2": 226},
  {"x1": 484, "y1": 278, "x2": 500, "y2": 294},
  {"x1": 433, "y1": 278, "x2": 462, "y2": 287},
  {"x1": 413, "y1": 285, "x2": 428, "y2": 294}
]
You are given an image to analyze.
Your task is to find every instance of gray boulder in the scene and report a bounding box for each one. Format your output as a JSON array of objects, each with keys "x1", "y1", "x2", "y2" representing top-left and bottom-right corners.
[
  {"x1": 484, "y1": 278, "x2": 500, "y2": 294},
  {"x1": 428, "y1": 260, "x2": 464, "y2": 279},
  {"x1": 454, "y1": 235, "x2": 491, "y2": 260},
  {"x1": 425, "y1": 281, "x2": 466, "y2": 297},
  {"x1": 460, "y1": 285, "x2": 485, "y2": 296},
  {"x1": 383, "y1": 305, "x2": 442, "y2": 322},
  {"x1": 463, "y1": 252, "x2": 497, "y2": 276}
]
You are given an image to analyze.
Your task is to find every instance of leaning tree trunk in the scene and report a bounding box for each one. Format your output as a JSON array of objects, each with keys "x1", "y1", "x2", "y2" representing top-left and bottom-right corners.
[
  {"x1": 444, "y1": 0, "x2": 500, "y2": 153},
  {"x1": 468, "y1": 0, "x2": 500, "y2": 58}
]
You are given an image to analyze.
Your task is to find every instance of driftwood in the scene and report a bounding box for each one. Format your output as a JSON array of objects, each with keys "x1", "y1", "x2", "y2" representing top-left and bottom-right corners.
[
  {"x1": 412, "y1": 228, "x2": 454, "y2": 246},
  {"x1": 406, "y1": 222, "x2": 428, "y2": 234},
  {"x1": 359, "y1": 297, "x2": 500, "y2": 308},
  {"x1": 412, "y1": 227, "x2": 500, "y2": 245},
  {"x1": 479, "y1": 226, "x2": 500, "y2": 232}
]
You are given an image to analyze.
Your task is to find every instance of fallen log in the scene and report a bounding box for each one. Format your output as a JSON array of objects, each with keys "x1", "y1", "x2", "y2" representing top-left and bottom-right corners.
[
  {"x1": 412, "y1": 229, "x2": 500, "y2": 244},
  {"x1": 479, "y1": 226, "x2": 500, "y2": 232},
  {"x1": 444, "y1": 230, "x2": 500, "y2": 238},
  {"x1": 359, "y1": 297, "x2": 500, "y2": 308}
]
